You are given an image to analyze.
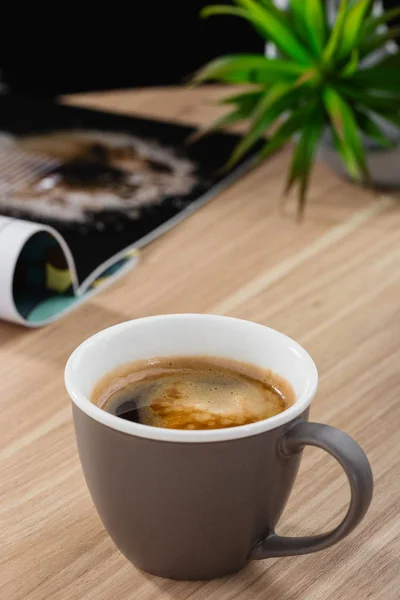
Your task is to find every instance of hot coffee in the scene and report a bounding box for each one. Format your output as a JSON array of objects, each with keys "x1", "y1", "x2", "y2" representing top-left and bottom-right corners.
[{"x1": 92, "y1": 356, "x2": 295, "y2": 430}]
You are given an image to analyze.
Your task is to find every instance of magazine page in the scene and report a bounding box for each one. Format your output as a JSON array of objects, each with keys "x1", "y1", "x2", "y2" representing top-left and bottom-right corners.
[
  {"x1": 0, "y1": 215, "x2": 139, "y2": 326},
  {"x1": 0, "y1": 96, "x2": 261, "y2": 326}
]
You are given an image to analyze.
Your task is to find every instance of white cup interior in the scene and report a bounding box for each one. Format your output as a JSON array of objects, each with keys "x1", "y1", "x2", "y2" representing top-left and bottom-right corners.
[{"x1": 65, "y1": 314, "x2": 318, "y2": 442}]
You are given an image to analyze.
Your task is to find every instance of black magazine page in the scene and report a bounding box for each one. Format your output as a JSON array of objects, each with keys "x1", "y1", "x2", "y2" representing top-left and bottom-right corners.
[{"x1": 0, "y1": 95, "x2": 262, "y2": 285}]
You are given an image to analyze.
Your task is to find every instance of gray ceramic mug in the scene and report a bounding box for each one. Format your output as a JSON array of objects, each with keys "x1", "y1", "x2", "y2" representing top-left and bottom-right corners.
[{"x1": 65, "y1": 314, "x2": 373, "y2": 581}]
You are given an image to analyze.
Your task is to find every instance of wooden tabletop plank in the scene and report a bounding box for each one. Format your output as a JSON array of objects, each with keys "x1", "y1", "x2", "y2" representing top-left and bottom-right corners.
[{"x1": 1, "y1": 88, "x2": 399, "y2": 600}]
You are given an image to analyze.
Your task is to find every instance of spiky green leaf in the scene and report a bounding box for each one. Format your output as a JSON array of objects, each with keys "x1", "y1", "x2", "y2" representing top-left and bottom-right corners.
[
  {"x1": 234, "y1": 0, "x2": 312, "y2": 63},
  {"x1": 359, "y1": 27, "x2": 400, "y2": 58},
  {"x1": 355, "y1": 109, "x2": 394, "y2": 148},
  {"x1": 337, "y1": 84, "x2": 400, "y2": 111},
  {"x1": 323, "y1": 0, "x2": 348, "y2": 64},
  {"x1": 351, "y1": 52, "x2": 400, "y2": 91},
  {"x1": 258, "y1": 0, "x2": 291, "y2": 21},
  {"x1": 341, "y1": 48, "x2": 359, "y2": 76},
  {"x1": 304, "y1": 0, "x2": 327, "y2": 56},
  {"x1": 331, "y1": 129, "x2": 361, "y2": 180},
  {"x1": 227, "y1": 81, "x2": 304, "y2": 166},
  {"x1": 201, "y1": 5, "x2": 249, "y2": 19},
  {"x1": 188, "y1": 109, "x2": 249, "y2": 144},
  {"x1": 286, "y1": 0, "x2": 315, "y2": 49},
  {"x1": 202, "y1": 2, "x2": 299, "y2": 44},
  {"x1": 337, "y1": 0, "x2": 372, "y2": 60},
  {"x1": 191, "y1": 54, "x2": 305, "y2": 85},
  {"x1": 363, "y1": 6, "x2": 400, "y2": 35},
  {"x1": 285, "y1": 107, "x2": 324, "y2": 216},
  {"x1": 293, "y1": 67, "x2": 321, "y2": 87},
  {"x1": 219, "y1": 89, "x2": 265, "y2": 111},
  {"x1": 256, "y1": 0, "x2": 305, "y2": 43},
  {"x1": 257, "y1": 102, "x2": 318, "y2": 162},
  {"x1": 323, "y1": 87, "x2": 370, "y2": 182},
  {"x1": 201, "y1": 4, "x2": 275, "y2": 40}
]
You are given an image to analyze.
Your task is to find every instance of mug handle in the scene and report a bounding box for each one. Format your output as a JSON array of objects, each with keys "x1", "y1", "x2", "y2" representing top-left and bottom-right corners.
[{"x1": 249, "y1": 421, "x2": 373, "y2": 559}]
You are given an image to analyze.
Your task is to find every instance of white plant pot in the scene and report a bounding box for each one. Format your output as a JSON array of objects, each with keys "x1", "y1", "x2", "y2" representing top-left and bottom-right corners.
[
  {"x1": 319, "y1": 121, "x2": 400, "y2": 188},
  {"x1": 318, "y1": 144, "x2": 400, "y2": 188}
]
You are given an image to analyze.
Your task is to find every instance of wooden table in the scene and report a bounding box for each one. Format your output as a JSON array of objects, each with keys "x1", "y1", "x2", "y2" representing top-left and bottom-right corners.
[{"x1": 1, "y1": 88, "x2": 399, "y2": 600}]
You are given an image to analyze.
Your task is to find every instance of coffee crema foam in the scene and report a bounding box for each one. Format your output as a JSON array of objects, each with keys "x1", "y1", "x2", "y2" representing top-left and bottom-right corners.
[{"x1": 91, "y1": 357, "x2": 295, "y2": 430}]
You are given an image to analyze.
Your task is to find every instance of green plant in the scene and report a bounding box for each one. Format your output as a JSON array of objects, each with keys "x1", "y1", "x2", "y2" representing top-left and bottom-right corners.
[{"x1": 192, "y1": 0, "x2": 400, "y2": 214}]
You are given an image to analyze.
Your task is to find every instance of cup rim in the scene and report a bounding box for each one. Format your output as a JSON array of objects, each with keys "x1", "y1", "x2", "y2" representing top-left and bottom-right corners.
[{"x1": 65, "y1": 314, "x2": 318, "y2": 443}]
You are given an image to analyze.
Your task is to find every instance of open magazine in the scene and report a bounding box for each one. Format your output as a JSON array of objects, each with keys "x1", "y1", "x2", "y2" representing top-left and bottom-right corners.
[{"x1": 0, "y1": 96, "x2": 260, "y2": 326}]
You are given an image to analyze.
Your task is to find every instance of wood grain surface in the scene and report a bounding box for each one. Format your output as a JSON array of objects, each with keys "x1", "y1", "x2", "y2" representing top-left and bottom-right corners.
[{"x1": 1, "y1": 87, "x2": 400, "y2": 600}]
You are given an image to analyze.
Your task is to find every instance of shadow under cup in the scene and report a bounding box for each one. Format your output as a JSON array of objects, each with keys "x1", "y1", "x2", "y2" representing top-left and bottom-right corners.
[{"x1": 65, "y1": 314, "x2": 373, "y2": 581}]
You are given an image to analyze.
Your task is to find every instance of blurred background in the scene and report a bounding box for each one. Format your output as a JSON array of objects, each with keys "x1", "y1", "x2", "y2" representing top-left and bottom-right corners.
[
  {"x1": 2, "y1": 0, "x2": 397, "y2": 97},
  {"x1": 0, "y1": 2, "x2": 261, "y2": 96}
]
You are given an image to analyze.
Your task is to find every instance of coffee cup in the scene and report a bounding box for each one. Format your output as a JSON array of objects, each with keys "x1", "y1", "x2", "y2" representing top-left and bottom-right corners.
[{"x1": 65, "y1": 314, "x2": 373, "y2": 580}]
